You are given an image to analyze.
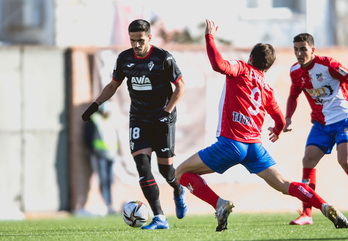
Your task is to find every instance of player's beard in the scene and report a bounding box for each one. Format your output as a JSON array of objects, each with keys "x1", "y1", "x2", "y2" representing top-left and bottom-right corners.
[
  {"x1": 134, "y1": 47, "x2": 146, "y2": 58},
  {"x1": 297, "y1": 56, "x2": 305, "y2": 65},
  {"x1": 134, "y1": 45, "x2": 151, "y2": 58}
]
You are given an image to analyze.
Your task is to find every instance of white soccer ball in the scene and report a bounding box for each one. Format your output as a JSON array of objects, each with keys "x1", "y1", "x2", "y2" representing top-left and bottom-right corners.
[{"x1": 122, "y1": 201, "x2": 150, "y2": 227}]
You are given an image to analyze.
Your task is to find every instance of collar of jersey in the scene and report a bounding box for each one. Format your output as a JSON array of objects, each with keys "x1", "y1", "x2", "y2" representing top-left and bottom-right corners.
[
  {"x1": 302, "y1": 55, "x2": 317, "y2": 71},
  {"x1": 133, "y1": 45, "x2": 153, "y2": 60}
]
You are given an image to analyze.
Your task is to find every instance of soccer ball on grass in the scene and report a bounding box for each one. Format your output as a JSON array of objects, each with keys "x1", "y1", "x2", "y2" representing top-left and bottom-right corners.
[{"x1": 122, "y1": 200, "x2": 150, "y2": 227}]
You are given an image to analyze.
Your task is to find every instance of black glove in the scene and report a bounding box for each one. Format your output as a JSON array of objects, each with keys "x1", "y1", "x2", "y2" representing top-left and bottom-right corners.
[
  {"x1": 157, "y1": 109, "x2": 171, "y2": 124},
  {"x1": 82, "y1": 102, "x2": 99, "y2": 122}
]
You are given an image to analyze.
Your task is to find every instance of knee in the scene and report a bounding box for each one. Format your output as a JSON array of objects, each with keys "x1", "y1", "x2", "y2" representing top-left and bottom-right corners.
[
  {"x1": 133, "y1": 154, "x2": 152, "y2": 177},
  {"x1": 302, "y1": 155, "x2": 318, "y2": 168},
  {"x1": 302, "y1": 155, "x2": 311, "y2": 166},
  {"x1": 158, "y1": 164, "x2": 175, "y2": 181},
  {"x1": 302, "y1": 146, "x2": 324, "y2": 168},
  {"x1": 175, "y1": 166, "x2": 184, "y2": 183},
  {"x1": 281, "y1": 181, "x2": 291, "y2": 195},
  {"x1": 338, "y1": 158, "x2": 348, "y2": 172}
]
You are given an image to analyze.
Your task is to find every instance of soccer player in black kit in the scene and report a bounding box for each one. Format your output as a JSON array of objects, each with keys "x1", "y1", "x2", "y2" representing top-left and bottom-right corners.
[{"x1": 82, "y1": 19, "x2": 187, "y2": 229}]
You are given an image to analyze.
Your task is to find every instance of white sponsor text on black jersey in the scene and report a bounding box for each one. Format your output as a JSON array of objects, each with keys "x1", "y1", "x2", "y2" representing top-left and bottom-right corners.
[{"x1": 113, "y1": 45, "x2": 182, "y2": 122}]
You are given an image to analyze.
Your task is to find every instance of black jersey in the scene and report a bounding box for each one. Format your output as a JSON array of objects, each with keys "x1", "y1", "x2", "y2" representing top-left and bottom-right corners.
[{"x1": 113, "y1": 45, "x2": 182, "y2": 122}]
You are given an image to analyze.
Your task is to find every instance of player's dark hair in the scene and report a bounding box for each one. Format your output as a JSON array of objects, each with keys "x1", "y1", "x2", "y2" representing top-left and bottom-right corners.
[
  {"x1": 293, "y1": 33, "x2": 315, "y2": 47},
  {"x1": 250, "y1": 43, "x2": 276, "y2": 72},
  {"x1": 128, "y1": 19, "x2": 151, "y2": 35}
]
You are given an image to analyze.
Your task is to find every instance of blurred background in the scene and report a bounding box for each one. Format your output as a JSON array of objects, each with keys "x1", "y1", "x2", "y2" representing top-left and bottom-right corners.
[{"x1": 1, "y1": 0, "x2": 348, "y2": 220}]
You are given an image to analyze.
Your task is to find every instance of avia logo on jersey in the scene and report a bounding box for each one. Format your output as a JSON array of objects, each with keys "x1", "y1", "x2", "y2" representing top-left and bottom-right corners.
[
  {"x1": 306, "y1": 85, "x2": 333, "y2": 101},
  {"x1": 131, "y1": 75, "x2": 152, "y2": 91}
]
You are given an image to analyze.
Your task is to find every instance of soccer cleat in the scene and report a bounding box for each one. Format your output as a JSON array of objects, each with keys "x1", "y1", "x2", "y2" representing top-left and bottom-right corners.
[
  {"x1": 322, "y1": 204, "x2": 348, "y2": 229},
  {"x1": 215, "y1": 198, "x2": 234, "y2": 232},
  {"x1": 289, "y1": 210, "x2": 313, "y2": 225},
  {"x1": 174, "y1": 186, "x2": 188, "y2": 219},
  {"x1": 141, "y1": 216, "x2": 169, "y2": 230}
]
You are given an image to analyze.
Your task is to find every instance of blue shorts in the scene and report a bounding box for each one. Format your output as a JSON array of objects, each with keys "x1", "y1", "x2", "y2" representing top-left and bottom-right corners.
[
  {"x1": 306, "y1": 118, "x2": 348, "y2": 154},
  {"x1": 198, "y1": 136, "x2": 276, "y2": 174}
]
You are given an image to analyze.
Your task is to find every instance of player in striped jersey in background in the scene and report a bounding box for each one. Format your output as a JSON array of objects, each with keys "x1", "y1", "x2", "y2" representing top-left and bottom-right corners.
[{"x1": 285, "y1": 33, "x2": 348, "y2": 226}]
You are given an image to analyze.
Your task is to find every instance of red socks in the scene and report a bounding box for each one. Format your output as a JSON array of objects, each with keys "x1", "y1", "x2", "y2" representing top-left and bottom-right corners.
[
  {"x1": 179, "y1": 170, "x2": 325, "y2": 212},
  {"x1": 302, "y1": 168, "x2": 316, "y2": 216},
  {"x1": 180, "y1": 173, "x2": 219, "y2": 209},
  {"x1": 288, "y1": 182, "x2": 325, "y2": 210}
]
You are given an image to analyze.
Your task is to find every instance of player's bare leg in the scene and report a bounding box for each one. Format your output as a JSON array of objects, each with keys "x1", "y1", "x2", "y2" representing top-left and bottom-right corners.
[{"x1": 337, "y1": 142, "x2": 348, "y2": 173}]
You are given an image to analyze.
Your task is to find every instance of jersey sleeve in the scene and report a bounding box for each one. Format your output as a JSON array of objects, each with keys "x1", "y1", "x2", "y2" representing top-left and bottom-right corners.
[
  {"x1": 327, "y1": 57, "x2": 348, "y2": 83},
  {"x1": 286, "y1": 69, "x2": 302, "y2": 118},
  {"x1": 264, "y1": 89, "x2": 286, "y2": 135},
  {"x1": 205, "y1": 34, "x2": 241, "y2": 76},
  {"x1": 112, "y1": 55, "x2": 126, "y2": 82},
  {"x1": 163, "y1": 53, "x2": 182, "y2": 84},
  {"x1": 285, "y1": 94, "x2": 299, "y2": 119}
]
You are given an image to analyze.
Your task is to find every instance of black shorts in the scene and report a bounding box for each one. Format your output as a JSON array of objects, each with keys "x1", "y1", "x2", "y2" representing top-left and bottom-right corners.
[{"x1": 129, "y1": 120, "x2": 175, "y2": 158}]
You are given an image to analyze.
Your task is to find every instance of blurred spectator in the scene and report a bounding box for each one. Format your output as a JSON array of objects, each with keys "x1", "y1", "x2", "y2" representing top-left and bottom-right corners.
[{"x1": 84, "y1": 101, "x2": 121, "y2": 215}]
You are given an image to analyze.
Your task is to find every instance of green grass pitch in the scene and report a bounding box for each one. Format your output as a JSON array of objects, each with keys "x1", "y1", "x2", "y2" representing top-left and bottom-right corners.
[{"x1": 0, "y1": 212, "x2": 347, "y2": 240}]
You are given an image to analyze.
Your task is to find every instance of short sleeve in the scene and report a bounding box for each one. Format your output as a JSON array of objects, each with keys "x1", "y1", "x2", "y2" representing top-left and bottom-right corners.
[
  {"x1": 112, "y1": 55, "x2": 126, "y2": 82},
  {"x1": 164, "y1": 54, "x2": 182, "y2": 84},
  {"x1": 327, "y1": 58, "x2": 348, "y2": 83}
]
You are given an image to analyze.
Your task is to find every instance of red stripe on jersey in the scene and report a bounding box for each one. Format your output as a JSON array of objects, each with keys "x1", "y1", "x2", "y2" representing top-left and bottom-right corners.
[
  {"x1": 112, "y1": 77, "x2": 122, "y2": 82},
  {"x1": 172, "y1": 75, "x2": 183, "y2": 85},
  {"x1": 133, "y1": 45, "x2": 154, "y2": 60}
]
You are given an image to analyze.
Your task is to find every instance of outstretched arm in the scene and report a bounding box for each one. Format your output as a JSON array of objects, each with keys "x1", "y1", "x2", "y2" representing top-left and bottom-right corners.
[
  {"x1": 205, "y1": 19, "x2": 232, "y2": 74},
  {"x1": 205, "y1": 19, "x2": 218, "y2": 36},
  {"x1": 82, "y1": 80, "x2": 122, "y2": 122}
]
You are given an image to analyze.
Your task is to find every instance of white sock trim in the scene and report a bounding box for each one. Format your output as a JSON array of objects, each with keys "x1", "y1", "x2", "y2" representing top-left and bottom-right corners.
[{"x1": 155, "y1": 214, "x2": 166, "y2": 221}]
